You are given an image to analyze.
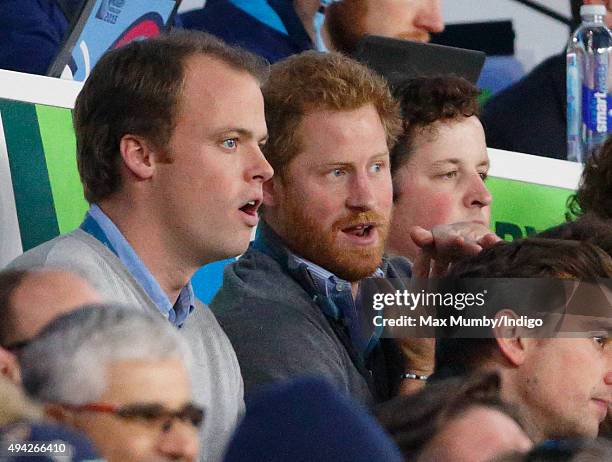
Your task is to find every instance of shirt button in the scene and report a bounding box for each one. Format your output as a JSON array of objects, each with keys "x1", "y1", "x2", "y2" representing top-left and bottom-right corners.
[{"x1": 335, "y1": 282, "x2": 345, "y2": 292}]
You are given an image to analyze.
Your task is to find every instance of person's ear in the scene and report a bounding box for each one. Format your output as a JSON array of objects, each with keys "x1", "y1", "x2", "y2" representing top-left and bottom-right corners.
[
  {"x1": 119, "y1": 134, "x2": 157, "y2": 180},
  {"x1": 0, "y1": 347, "x2": 20, "y2": 384},
  {"x1": 494, "y1": 309, "x2": 529, "y2": 367},
  {"x1": 263, "y1": 176, "x2": 281, "y2": 208}
]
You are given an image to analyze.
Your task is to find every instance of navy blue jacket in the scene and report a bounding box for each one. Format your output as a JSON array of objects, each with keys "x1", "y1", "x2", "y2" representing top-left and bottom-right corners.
[
  {"x1": 482, "y1": 53, "x2": 566, "y2": 160},
  {"x1": 180, "y1": 0, "x2": 312, "y2": 63},
  {"x1": 0, "y1": 1, "x2": 85, "y2": 75}
]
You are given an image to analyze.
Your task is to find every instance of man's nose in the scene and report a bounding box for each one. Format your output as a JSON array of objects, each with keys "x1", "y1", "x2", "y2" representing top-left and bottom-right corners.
[
  {"x1": 345, "y1": 174, "x2": 377, "y2": 211},
  {"x1": 415, "y1": 0, "x2": 445, "y2": 34},
  {"x1": 246, "y1": 144, "x2": 274, "y2": 183},
  {"x1": 464, "y1": 173, "x2": 493, "y2": 209},
  {"x1": 158, "y1": 420, "x2": 199, "y2": 462}
]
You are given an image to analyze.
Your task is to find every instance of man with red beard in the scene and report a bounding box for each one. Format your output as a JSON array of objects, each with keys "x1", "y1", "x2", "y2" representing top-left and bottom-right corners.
[
  {"x1": 211, "y1": 51, "x2": 495, "y2": 405},
  {"x1": 210, "y1": 51, "x2": 403, "y2": 405}
]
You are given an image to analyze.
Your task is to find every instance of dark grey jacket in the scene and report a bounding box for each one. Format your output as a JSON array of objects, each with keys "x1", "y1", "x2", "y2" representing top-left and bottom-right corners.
[{"x1": 211, "y1": 221, "x2": 411, "y2": 406}]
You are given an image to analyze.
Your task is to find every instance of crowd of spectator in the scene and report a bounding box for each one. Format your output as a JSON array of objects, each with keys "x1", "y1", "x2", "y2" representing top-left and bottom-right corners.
[{"x1": 1, "y1": 1, "x2": 612, "y2": 462}]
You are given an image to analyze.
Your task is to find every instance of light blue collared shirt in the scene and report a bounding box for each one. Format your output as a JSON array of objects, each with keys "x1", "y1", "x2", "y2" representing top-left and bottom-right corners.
[
  {"x1": 292, "y1": 254, "x2": 384, "y2": 356},
  {"x1": 83, "y1": 204, "x2": 195, "y2": 327}
]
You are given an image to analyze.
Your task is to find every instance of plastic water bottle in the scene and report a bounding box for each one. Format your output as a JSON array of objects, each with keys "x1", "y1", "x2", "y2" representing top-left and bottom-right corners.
[{"x1": 567, "y1": 4, "x2": 612, "y2": 162}]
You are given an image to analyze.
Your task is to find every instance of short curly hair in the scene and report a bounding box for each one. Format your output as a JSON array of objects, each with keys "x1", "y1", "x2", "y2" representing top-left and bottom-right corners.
[
  {"x1": 262, "y1": 51, "x2": 402, "y2": 178},
  {"x1": 390, "y1": 76, "x2": 480, "y2": 174},
  {"x1": 567, "y1": 137, "x2": 612, "y2": 220}
]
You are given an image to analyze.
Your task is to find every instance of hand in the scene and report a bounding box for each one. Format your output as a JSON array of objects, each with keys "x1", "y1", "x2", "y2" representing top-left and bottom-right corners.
[{"x1": 411, "y1": 222, "x2": 501, "y2": 277}]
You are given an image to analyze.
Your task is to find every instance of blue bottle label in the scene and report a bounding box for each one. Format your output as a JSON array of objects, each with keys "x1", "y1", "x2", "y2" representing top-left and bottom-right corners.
[
  {"x1": 582, "y1": 53, "x2": 612, "y2": 134},
  {"x1": 582, "y1": 85, "x2": 612, "y2": 133}
]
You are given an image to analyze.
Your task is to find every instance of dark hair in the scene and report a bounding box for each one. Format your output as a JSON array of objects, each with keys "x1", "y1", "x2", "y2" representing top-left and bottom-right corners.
[
  {"x1": 74, "y1": 30, "x2": 268, "y2": 203},
  {"x1": 0, "y1": 269, "x2": 29, "y2": 345},
  {"x1": 375, "y1": 373, "x2": 520, "y2": 460},
  {"x1": 435, "y1": 238, "x2": 612, "y2": 376},
  {"x1": 390, "y1": 76, "x2": 480, "y2": 175},
  {"x1": 538, "y1": 214, "x2": 612, "y2": 258},
  {"x1": 262, "y1": 51, "x2": 401, "y2": 178},
  {"x1": 567, "y1": 137, "x2": 612, "y2": 220}
]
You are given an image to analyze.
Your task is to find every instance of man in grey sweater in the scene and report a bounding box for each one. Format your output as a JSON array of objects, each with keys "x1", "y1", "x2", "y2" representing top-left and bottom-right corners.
[
  {"x1": 8, "y1": 31, "x2": 274, "y2": 462},
  {"x1": 212, "y1": 51, "x2": 407, "y2": 406}
]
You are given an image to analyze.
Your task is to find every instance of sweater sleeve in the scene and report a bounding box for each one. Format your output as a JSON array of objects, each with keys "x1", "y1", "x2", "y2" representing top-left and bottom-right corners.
[{"x1": 217, "y1": 294, "x2": 355, "y2": 396}]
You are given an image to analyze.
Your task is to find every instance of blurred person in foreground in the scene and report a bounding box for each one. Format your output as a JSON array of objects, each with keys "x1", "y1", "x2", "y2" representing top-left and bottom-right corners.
[
  {"x1": 20, "y1": 304, "x2": 200, "y2": 462},
  {"x1": 538, "y1": 215, "x2": 612, "y2": 437},
  {"x1": 0, "y1": 268, "x2": 101, "y2": 384},
  {"x1": 225, "y1": 377, "x2": 403, "y2": 462},
  {"x1": 1, "y1": 374, "x2": 101, "y2": 462},
  {"x1": 435, "y1": 238, "x2": 612, "y2": 442},
  {"x1": 375, "y1": 373, "x2": 533, "y2": 461}
]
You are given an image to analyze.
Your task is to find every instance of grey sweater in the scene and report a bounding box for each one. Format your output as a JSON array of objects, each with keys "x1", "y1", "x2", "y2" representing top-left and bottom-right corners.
[
  {"x1": 8, "y1": 229, "x2": 244, "y2": 462},
  {"x1": 211, "y1": 222, "x2": 410, "y2": 406}
]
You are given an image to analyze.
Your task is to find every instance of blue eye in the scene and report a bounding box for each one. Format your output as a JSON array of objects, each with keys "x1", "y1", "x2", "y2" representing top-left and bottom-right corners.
[
  {"x1": 370, "y1": 162, "x2": 384, "y2": 173},
  {"x1": 593, "y1": 336, "x2": 608, "y2": 348},
  {"x1": 222, "y1": 139, "x2": 237, "y2": 150},
  {"x1": 331, "y1": 168, "x2": 345, "y2": 177}
]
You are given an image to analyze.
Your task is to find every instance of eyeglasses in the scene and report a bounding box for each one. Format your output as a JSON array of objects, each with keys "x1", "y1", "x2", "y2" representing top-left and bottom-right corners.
[{"x1": 60, "y1": 402, "x2": 205, "y2": 432}]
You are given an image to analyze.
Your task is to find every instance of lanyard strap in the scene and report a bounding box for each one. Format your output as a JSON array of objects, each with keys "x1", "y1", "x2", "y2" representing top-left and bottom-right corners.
[{"x1": 80, "y1": 212, "x2": 117, "y2": 256}]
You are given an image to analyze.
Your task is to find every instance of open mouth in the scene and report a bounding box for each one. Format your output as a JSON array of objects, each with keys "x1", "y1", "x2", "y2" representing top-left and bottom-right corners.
[
  {"x1": 342, "y1": 223, "x2": 376, "y2": 239},
  {"x1": 239, "y1": 199, "x2": 260, "y2": 216}
]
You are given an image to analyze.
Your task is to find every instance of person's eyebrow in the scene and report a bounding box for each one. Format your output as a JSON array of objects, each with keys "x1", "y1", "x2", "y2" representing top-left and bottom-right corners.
[
  {"x1": 211, "y1": 127, "x2": 268, "y2": 143},
  {"x1": 368, "y1": 151, "x2": 390, "y2": 161},
  {"x1": 431, "y1": 158, "x2": 460, "y2": 167},
  {"x1": 318, "y1": 152, "x2": 389, "y2": 169},
  {"x1": 430, "y1": 158, "x2": 490, "y2": 168}
]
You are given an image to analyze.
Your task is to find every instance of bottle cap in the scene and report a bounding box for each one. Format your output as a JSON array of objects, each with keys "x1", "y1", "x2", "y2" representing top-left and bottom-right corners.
[{"x1": 581, "y1": 5, "x2": 607, "y2": 17}]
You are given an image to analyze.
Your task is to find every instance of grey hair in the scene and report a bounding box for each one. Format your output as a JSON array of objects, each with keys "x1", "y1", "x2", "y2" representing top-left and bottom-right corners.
[{"x1": 19, "y1": 303, "x2": 192, "y2": 404}]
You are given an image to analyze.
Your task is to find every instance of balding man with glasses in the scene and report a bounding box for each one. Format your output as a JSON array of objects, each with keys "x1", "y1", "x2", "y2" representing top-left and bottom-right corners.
[{"x1": 19, "y1": 304, "x2": 202, "y2": 462}]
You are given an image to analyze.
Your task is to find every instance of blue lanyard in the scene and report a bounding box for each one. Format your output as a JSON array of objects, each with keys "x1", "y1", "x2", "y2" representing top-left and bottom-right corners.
[{"x1": 80, "y1": 212, "x2": 117, "y2": 256}]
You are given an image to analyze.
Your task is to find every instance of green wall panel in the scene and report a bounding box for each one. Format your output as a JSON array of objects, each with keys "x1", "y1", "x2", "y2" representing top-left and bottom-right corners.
[
  {"x1": 487, "y1": 177, "x2": 574, "y2": 241},
  {"x1": 0, "y1": 99, "x2": 59, "y2": 250},
  {"x1": 36, "y1": 104, "x2": 87, "y2": 234}
]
